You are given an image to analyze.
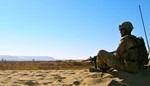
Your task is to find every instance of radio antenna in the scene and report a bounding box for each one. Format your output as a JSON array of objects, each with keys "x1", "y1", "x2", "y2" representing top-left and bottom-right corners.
[{"x1": 139, "y1": 5, "x2": 150, "y2": 54}]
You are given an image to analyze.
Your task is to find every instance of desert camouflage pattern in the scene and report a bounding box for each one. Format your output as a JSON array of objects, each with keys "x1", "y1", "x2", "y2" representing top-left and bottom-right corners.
[{"x1": 97, "y1": 35, "x2": 139, "y2": 73}]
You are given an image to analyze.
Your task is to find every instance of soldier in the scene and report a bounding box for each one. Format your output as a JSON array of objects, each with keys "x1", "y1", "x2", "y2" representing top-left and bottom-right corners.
[{"x1": 96, "y1": 21, "x2": 140, "y2": 73}]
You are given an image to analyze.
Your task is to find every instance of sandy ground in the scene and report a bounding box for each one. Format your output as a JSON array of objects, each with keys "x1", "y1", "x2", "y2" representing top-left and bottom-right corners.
[{"x1": 0, "y1": 69, "x2": 150, "y2": 86}]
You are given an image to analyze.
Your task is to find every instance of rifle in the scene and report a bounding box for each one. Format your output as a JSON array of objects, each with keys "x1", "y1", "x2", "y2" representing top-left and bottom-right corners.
[{"x1": 83, "y1": 56, "x2": 97, "y2": 69}]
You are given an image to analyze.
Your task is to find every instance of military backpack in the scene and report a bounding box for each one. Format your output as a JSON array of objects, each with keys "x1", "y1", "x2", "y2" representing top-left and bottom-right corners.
[{"x1": 129, "y1": 36, "x2": 149, "y2": 66}]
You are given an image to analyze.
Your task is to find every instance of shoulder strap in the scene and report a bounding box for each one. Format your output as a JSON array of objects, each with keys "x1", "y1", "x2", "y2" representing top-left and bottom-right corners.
[{"x1": 127, "y1": 35, "x2": 138, "y2": 48}]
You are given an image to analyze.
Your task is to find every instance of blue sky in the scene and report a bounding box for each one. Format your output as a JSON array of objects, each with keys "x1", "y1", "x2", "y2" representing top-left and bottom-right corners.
[{"x1": 0, "y1": 0, "x2": 150, "y2": 60}]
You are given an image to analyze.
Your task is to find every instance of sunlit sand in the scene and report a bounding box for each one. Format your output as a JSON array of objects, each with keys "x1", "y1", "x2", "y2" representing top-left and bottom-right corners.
[{"x1": 0, "y1": 61, "x2": 150, "y2": 86}]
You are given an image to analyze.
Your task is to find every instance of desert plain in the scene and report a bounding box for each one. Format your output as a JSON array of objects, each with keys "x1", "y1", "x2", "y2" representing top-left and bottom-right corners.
[{"x1": 0, "y1": 60, "x2": 150, "y2": 86}]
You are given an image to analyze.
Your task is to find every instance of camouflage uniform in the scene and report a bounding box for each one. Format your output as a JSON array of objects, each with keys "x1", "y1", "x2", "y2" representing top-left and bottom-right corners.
[{"x1": 97, "y1": 35, "x2": 139, "y2": 72}]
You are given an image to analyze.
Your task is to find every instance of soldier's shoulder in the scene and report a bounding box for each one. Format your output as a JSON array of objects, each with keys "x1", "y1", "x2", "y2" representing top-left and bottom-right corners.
[
  {"x1": 121, "y1": 35, "x2": 130, "y2": 40},
  {"x1": 121, "y1": 35, "x2": 137, "y2": 40}
]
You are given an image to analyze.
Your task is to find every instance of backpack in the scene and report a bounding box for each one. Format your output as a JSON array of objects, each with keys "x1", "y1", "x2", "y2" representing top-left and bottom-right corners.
[
  {"x1": 124, "y1": 36, "x2": 148, "y2": 73},
  {"x1": 136, "y1": 37, "x2": 149, "y2": 65},
  {"x1": 129, "y1": 36, "x2": 149, "y2": 65}
]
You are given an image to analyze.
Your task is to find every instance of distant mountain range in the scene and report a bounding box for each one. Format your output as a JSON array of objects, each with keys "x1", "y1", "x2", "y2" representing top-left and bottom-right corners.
[{"x1": 0, "y1": 55, "x2": 55, "y2": 61}]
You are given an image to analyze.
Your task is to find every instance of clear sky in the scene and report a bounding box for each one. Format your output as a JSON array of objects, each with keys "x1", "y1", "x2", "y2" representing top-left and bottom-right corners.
[{"x1": 0, "y1": 0, "x2": 150, "y2": 60}]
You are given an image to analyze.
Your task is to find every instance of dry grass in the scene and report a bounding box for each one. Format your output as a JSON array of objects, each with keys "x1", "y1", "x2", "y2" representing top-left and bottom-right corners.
[
  {"x1": 0, "y1": 60, "x2": 92, "y2": 70},
  {"x1": 0, "y1": 60, "x2": 149, "y2": 70}
]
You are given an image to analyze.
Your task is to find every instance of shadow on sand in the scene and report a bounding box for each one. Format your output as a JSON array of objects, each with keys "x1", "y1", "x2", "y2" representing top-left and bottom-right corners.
[{"x1": 108, "y1": 66, "x2": 150, "y2": 86}]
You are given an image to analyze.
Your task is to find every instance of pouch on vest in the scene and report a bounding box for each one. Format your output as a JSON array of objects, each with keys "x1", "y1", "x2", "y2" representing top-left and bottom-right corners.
[{"x1": 124, "y1": 59, "x2": 139, "y2": 73}]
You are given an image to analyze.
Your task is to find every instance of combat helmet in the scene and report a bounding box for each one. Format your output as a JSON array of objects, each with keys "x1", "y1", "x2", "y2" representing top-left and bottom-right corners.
[{"x1": 119, "y1": 21, "x2": 134, "y2": 33}]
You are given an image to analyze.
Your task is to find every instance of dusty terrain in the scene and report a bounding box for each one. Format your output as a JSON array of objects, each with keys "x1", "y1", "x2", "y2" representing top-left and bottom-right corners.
[{"x1": 0, "y1": 61, "x2": 150, "y2": 86}]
